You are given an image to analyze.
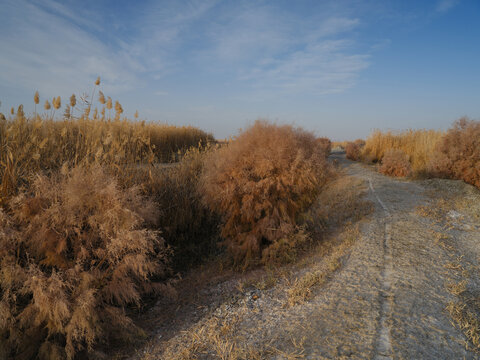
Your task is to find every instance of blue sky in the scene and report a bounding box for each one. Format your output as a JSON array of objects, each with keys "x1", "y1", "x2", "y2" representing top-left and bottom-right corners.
[{"x1": 0, "y1": 0, "x2": 479, "y2": 140}]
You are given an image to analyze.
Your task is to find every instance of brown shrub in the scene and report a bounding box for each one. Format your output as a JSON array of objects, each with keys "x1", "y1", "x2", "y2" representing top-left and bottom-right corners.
[
  {"x1": 428, "y1": 118, "x2": 480, "y2": 188},
  {"x1": 345, "y1": 142, "x2": 361, "y2": 161},
  {"x1": 379, "y1": 149, "x2": 412, "y2": 177},
  {"x1": 316, "y1": 137, "x2": 332, "y2": 158},
  {"x1": 0, "y1": 165, "x2": 167, "y2": 359},
  {"x1": 354, "y1": 139, "x2": 366, "y2": 147},
  {"x1": 200, "y1": 120, "x2": 333, "y2": 268},
  {"x1": 140, "y1": 147, "x2": 220, "y2": 271}
]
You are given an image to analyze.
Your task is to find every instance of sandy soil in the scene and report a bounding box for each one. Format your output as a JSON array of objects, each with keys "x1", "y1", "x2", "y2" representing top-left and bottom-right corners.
[{"x1": 122, "y1": 153, "x2": 480, "y2": 360}]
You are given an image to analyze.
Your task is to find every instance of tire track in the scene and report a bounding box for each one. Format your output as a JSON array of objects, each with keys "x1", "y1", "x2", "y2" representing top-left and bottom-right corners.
[{"x1": 369, "y1": 179, "x2": 394, "y2": 360}]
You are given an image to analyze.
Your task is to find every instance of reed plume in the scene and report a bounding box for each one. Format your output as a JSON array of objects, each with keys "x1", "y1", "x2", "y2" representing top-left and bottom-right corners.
[
  {"x1": 98, "y1": 91, "x2": 105, "y2": 105},
  {"x1": 53, "y1": 96, "x2": 61, "y2": 109},
  {"x1": 88, "y1": 77, "x2": 100, "y2": 116},
  {"x1": 16, "y1": 105, "x2": 24, "y2": 119},
  {"x1": 106, "y1": 97, "x2": 112, "y2": 119},
  {"x1": 114, "y1": 100, "x2": 123, "y2": 120},
  {"x1": 69, "y1": 94, "x2": 76, "y2": 107},
  {"x1": 34, "y1": 91, "x2": 39, "y2": 119},
  {"x1": 69, "y1": 94, "x2": 76, "y2": 119}
]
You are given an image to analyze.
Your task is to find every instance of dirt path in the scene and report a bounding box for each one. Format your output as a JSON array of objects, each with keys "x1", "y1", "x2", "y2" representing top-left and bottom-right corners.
[{"x1": 129, "y1": 154, "x2": 480, "y2": 360}]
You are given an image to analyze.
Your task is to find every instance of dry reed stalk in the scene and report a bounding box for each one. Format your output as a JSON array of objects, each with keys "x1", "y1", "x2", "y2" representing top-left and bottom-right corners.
[{"x1": 362, "y1": 129, "x2": 444, "y2": 172}]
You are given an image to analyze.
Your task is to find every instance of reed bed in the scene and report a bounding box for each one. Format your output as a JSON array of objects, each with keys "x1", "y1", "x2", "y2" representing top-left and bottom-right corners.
[
  {"x1": 362, "y1": 129, "x2": 444, "y2": 173},
  {"x1": 0, "y1": 113, "x2": 212, "y2": 204}
]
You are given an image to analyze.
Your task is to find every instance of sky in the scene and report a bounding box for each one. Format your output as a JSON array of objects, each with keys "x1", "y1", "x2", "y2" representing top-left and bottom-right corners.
[{"x1": 0, "y1": 0, "x2": 479, "y2": 140}]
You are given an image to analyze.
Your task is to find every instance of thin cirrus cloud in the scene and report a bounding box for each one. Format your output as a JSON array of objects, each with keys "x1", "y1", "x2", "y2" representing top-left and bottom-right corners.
[
  {"x1": 0, "y1": 0, "x2": 371, "y2": 109},
  {"x1": 435, "y1": 0, "x2": 460, "y2": 13},
  {"x1": 201, "y1": 4, "x2": 369, "y2": 96},
  {"x1": 0, "y1": 0, "x2": 136, "y2": 98},
  {"x1": 246, "y1": 40, "x2": 369, "y2": 95}
]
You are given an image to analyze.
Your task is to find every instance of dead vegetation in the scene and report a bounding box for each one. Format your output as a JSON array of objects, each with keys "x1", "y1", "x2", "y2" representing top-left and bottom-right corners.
[
  {"x1": 0, "y1": 165, "x2": 169, "y2": 360},
  {"x1": 0, "y1": 80, "x2": 213, "y2": 206},
  {"x1": 200, "y1": 120, "x2": 334, "y2": 268},
  {"x1": 1, "y1": 82, "x2": 349, "y2": 359},
  {"x1": 416, "y1": 186, "x2": 480, "y2": 354},
  {"x1": 345, "y1": 142, "x2": 361, "y2": 161},
  {"x1": 361, "y1": 129, "x2": 443, "y2": 173},
  {"x1": 427, "y1": 117, "x2": 480, "y2": 188},
  {"x1": 378, "y1": 149, "x2": 412, "y2": 177},
  {"x1": 343, "y1": 118, "x2": 480, "y2": 190},
  {"x1": 286, "y1": 224, "x2": 359, "y2": 307},
  {"x1": 134, "y1": 171, "x2": 372, "y2": 360}
]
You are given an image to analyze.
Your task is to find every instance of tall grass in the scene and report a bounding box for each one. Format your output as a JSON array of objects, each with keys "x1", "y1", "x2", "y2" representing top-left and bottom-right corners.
[
  {"x1": 357, "y1": 119, "x2": 480, "y2": 189},
  {"x1": 0, "y1": 103, "x2": 213, "y2": 205},
  {"x1": 361, "y1": 129, "x2": 444, "y2": 173}
]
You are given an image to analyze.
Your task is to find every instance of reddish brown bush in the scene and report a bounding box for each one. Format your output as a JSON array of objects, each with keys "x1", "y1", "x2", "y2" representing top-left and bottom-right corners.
[
  {"x1": 200, "y1": 120, "x2": 333, "y2": 268},
  {"x1": 379, "y1": 149, "x2": 412, "y2": 177},
  {"x1": 0, "y1": 165, "x2": 167, "y2": 360},
  {"x1": 316, "y1": 137, "x2": 332, "y2": 158},
  {"x1": 354, "y1": 139, "x2": 366, "y2": 147},
  {"x1": 428, "y1": 118, "x2": 480, "y2": 188},
  {"x1": 345, "y1": 142, "x2": 361, "y2": 161}
]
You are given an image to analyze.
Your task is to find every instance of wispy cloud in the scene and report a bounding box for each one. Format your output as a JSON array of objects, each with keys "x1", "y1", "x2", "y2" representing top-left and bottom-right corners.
[
  {"x1": 0, "y1": 0, "x2": 371, "y2": 106},
  {"x1": 204, "y1": 4, "x2": 368, "y2": 95},
  {"x1": 435, "y1": 0, "x2": 459, "y2": 13},
  {"x1": 0, "y1": 0, "x2": 136, "y2": 99},
  {"x1": 245, "y1": 40, "x2": 369, "y2": 95}
]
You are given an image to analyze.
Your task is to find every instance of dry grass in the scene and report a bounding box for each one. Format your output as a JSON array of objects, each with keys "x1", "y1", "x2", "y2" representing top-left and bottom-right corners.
[
  {"x1": 447, "y1": 300, "x2": 480, "y2": 352},
  {"x1": 360, "y1": 120, "x2": 480, "y2": 187},
  {"x1": 361, "y1": 129, "x2": 444, "y2": 173},
  {"x1": 286, "y1": 224, "x2": 359, "y2": 307},
  {"x1": 143, "y1": 303, "x2": 307, "y2": 360},
  {"x1": 0, "y1": 81, "x2": 216, "y2": 359},
  {"x1": 0, "y1": 85, "x2": 213, "y2": 205},
  {"x1": 417, "y1": 193, "x2": 480, "y2": 353},
  {"x1": 156, "y1": 311, "x2": 265, "y2": 360}
]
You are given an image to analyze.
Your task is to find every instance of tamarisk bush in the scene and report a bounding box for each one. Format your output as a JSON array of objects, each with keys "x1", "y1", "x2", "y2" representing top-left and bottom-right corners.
[
  {"x1": 428, "y1": 117, "x2": 480, "y2": 188},
  {"x1": 379, "y1": 149, "x2": 412, "y2": 177},
  {"x1": 0, "y1": 165, "x2": 167, "y2": 359},
  {"x1": 201, "y1": 120, "x2": 333, "y2": 268}
]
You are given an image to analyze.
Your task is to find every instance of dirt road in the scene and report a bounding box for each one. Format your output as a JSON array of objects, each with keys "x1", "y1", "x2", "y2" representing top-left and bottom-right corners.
[{"x1": 130, "y1": 154, "x2": 480, "y2": 360}]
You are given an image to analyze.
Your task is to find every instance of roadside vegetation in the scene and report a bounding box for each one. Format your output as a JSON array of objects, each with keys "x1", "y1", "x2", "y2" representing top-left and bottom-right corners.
[
  {"x1": 342, "y1": 118, "x2": 480, "y2": 189},
  {"x1": 0, "y1": 80, "x2": 338, "y2": 359}
]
